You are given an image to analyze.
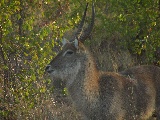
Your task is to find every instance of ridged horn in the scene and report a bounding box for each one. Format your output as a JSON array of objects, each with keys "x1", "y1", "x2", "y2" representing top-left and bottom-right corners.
[
  {"x1": 75, "y1": 3, "x2": 89, "y2": 40},
  {"x1": 78, "y1": 2, "x2": 95, "y2": 43}
]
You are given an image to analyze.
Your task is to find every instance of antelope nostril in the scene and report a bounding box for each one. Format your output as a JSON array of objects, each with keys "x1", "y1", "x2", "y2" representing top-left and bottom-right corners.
[
  {"x1": 45, "y1": 65, "x2": 51, "y2": 71},
  {"x1": 45, "y1": 65, "x2": 54, "y2": 73}
]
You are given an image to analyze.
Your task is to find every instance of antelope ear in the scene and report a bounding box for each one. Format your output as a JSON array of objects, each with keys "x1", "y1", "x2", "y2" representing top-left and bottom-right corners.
[
  {"x1": 62, "y1": 38, "x2": 69, "y2": 46},
  {"x1": 74, "y1": 38, "x2": 79, "y2": 48}
]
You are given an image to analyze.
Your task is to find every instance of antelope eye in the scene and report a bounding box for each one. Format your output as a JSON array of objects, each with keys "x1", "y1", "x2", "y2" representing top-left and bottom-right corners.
[
  {"x1": 66, "y1": 51, "x2": 74, "y2": 55},
  {"x1": 64, "y1": 50, "x2": 74, "y2": 56}
]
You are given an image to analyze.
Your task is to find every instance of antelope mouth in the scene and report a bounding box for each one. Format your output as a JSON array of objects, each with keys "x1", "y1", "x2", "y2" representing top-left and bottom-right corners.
[{"x1": 47, "y1": 69, "x2": 54, "y2": 74}]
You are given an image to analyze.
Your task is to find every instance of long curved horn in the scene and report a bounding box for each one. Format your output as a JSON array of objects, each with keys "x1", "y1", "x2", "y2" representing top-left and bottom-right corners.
[
  {"x1": 78, "y1": 2, "x2": 95, "y2": 43},
  {"x1": 75, "y1": 3, "x2": 89, "y2": 39}
]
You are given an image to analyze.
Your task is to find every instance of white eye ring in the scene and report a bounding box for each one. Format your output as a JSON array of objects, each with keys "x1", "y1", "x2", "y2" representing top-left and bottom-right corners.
[{"x1": 63, "y1": 49, "x2": 74, "y2": 56}]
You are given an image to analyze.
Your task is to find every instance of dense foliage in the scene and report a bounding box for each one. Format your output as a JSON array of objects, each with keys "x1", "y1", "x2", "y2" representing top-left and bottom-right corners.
[{"x1": 0, "y1": 0, "x2": 159, "y2": 119}]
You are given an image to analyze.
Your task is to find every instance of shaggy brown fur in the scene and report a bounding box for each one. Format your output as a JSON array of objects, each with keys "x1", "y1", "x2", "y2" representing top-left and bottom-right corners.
[{"x1": 46, "y1": 41, "x2": 160, "y2": 120}]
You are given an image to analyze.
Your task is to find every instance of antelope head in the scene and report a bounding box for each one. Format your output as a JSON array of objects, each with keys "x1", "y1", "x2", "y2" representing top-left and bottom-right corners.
[{"x1": 45, "y1": 3, "x2": 95, "y2": 84}]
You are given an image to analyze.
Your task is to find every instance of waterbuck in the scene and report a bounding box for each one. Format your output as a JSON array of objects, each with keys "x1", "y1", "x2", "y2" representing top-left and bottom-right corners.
[{"x1": 45, "y1": 3, "x2": 160, "y2": 120}]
